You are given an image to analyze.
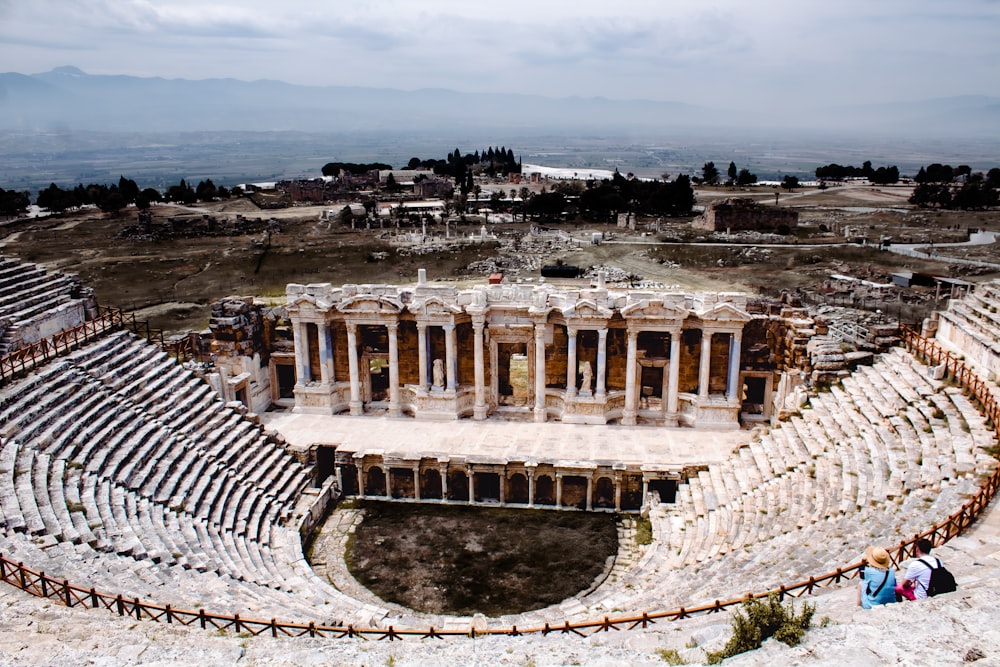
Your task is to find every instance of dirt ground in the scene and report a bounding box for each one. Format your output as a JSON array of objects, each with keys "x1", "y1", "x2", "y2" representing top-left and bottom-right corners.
[
  {"x1": 1, "y1": 182, "x2": 997, "y2": 334},
  {"x1": 343, "y1": 501, "x2": 619, "y2": 616}
]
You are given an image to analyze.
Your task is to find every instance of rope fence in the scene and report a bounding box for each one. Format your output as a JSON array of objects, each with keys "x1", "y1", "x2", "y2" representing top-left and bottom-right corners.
[{"x1": 0, "y1": 327, "x2": 995, "y2": 640}]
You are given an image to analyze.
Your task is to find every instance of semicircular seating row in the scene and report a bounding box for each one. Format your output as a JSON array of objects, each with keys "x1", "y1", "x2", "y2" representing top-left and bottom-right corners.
[
  {"x1": 0, "y1": 326, "x2": 996, "y2": 632},
  {"x1": 0, "y1": 256, "x2": 87, "y2": 356},
  {"x1": 572, "y1": 346, "x2": 997, "y2": 619},
  {"x1": 0, "y1": 330, "x2": 391, "y2": 627}
]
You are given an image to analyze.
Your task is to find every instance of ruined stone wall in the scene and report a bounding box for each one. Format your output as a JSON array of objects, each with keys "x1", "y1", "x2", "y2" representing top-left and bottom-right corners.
[
  {"x1": 606, "y1": 329, "x2": 627, "y2": 391},
  {"x1": 547, "y1": 326, "x2": 569, "y2": 388},
  {"x1": 692, "y1": 198, "x2": 798, "y2": 232},
  {"x1": 398, "y1": 322, "x2": 419, "y2": 386},
  {"x1": 678, "y1": 330, "x2": 701, "y2": 392}
]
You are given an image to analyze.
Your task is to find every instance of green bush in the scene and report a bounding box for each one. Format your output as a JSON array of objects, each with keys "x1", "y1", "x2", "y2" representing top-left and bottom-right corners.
[{"x1": 705, "y1": 593, "x2": 815, "y2": 664}]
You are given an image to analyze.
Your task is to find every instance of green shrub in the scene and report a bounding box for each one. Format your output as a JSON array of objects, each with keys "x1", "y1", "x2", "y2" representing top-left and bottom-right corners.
[
  {"x1": 655, "y1": 647, "x2": 684, "y2": 664},
  {"x1": 635, "y1": 516, "x2": 653, "y2": 545},
  {"x1": 704, "y1": 593, "x2": 815, "y2": 664}
]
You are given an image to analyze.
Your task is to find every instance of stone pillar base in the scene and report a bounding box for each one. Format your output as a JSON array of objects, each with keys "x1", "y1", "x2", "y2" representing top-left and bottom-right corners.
[
  {"x1": 349, "y1": 401, "x2": 364, "y2": 416},
  {"x1": 621, "y1": 410, "x2": 637, "y2": 426},
  {"x1": 388, "y1": 406, "x2": 402, "y2": 418},
  {"x1": 533, "y1": 407, "x2": 547, "y2": 423},
  {"x1": 473, "y1": 405, "x2": 488, "y2": 420}
]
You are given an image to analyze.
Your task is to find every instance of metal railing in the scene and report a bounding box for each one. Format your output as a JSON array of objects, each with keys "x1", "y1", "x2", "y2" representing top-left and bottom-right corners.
[{"x1": 0, "y1": 327, "x2": 996, "y2": 640}]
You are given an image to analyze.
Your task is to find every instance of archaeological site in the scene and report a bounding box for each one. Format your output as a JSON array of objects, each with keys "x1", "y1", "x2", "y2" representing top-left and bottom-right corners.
[{"x1": 0, "y1": 251, "x2": 999, "y2": 664}]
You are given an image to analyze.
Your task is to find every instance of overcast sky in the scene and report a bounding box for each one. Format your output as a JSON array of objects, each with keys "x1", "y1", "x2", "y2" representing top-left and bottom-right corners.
[{"x1": 2, "y1": 1, "x2": 998, "y2": 111}]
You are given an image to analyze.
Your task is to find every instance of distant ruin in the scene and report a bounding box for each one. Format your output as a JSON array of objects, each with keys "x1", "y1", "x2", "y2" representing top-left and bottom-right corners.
[{"x1": 692, "y1": 197, "x2": 798, "y2": 232}]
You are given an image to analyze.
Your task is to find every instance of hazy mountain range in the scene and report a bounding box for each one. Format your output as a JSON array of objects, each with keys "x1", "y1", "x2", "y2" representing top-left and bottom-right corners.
[{"x1": 3, "y1": 66, "x2": 999, "y2": 138}]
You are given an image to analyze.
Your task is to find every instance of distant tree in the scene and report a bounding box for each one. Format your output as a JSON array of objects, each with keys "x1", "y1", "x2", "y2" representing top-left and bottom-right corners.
[
  {"x1": 166, "y1": 179, "x2": 197, "y2": 204},
  {"x1": 727, "y1": 161, "x2": 737, "y2": 184},
  {"x1": 117, "y1": 176, "x2": 139, "y2": 205},
  {"x1": 0, "y1": 187, "x2": 30, "y2": 216},
  {"x1": 869, "y1": 166, "x2": 899, "y2": 185},
  {"x1": 526, "y1": 191, "x2": 566, "y2": 220},
  {"x1": 36, "y1": 183, "x2": 78, "y2": 212},
  {"x1": 135, "y1": 187, "x2": 162, "y2": 210},
  {"x1": 955, "y1": 165, "x2": 972, "y2": 181},
  {"x1": 489, "y1": 190, "x2": 503, "y2": 213},
  {"x1": 98, "y1": 189, "x2": 126, "y2": 214},
  {"x1": 702, "y1": 161, "x2": 720, "y2": 185},
  {"x1": 195, "y1": 179, "x2": 218, "y2": 201},
  {"x1": 737, "y1": 169, "x2": 758, "y2": 187},
  {"x1": 384, "y1": 173, "x2": 401, "y2": 193},
  {"x1": 405, "y1": 157, "x2": 421, "y2": 170}
]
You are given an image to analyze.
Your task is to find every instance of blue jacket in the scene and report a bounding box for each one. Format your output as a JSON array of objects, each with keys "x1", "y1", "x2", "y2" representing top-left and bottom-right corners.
[{"x1": 860, "y1": 566, "x2": 897, "y2": 609}]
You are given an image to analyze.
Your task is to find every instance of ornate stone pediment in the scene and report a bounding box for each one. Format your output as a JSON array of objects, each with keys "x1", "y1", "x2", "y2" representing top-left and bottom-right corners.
[
  {"x1": 286, "y1": 293, "x2": 333, "y2": 315},
  {"x1": 408, "y1": 296, "x2": 462, "y2": 317},
  {"x1": 338, "y1": 295, "x2": 403, "y2": 315},
  {"x1": 697, "y1": 302, "x2": 752, "y2": 323},
  {"x1": 561, "y1": 299, "x2": 613, "y2": 320},
  {"x1": 621, "y1": 299, "x2": 688, "y2": 321}
]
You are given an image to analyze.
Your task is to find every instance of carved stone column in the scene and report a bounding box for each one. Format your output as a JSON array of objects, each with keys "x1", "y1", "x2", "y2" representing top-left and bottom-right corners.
[
  {"x1": 467, "y1": 468, "x2": 475, "y2": 504},
  {"x1": 698, "y1": 331, "x2": 712, "y2": 398},
  {"x1": 527, "y1": 469, "x2": 535, "y2": 508},
  {"x1": 614, "y1": 474, "x2": 622, "y2": 512},
  {"x1": 387, "y1": 322, "x2": 401, "y2": 417},
  {"x1": 586, "y1": 474, "x2": 593, "y2": 511},
  {"x1": 317, "y1": 322, "x2": 334, "y2": 385},
  {"x1": 622, "y1": 329, "x2": 638, "y2": 425},
  {"x1": 473, "y1": 319, "x2": 487, "y2": 420},
  {"x1": 439, "y1": 463, "x2": 449, "y2": 502},
  {"x1": 533, "y1": 323, "x2": 547, "y2": 423},
  {"x1": 412, "y1": 463, "x2": 421, "y2": 501},
  {"x1": 596, "y1": 327, "x2": 608, "y2": 398},
  {"x1": 293, "y1": 320, "x2": 310, "y2": 386},
  {"x1": 346, "y1": 323, "x2": 362, "y2": 415},
  {"x1": 356, "y1": 465, "x2": 365, "y2": 498},
  {"x1": 699, "y1": 330, "x2": 713, "y2": 399},
  {"x1": 444, "y1": 324, "x2": 457, "y2": 391},
  {"x1": 727, "y1": 330, "x2": 743, "y2": 401},
  {"x1": 555, "y1": 473, "x2": 563, "y2": 508},
  {"x1": 667, "y1": 331, "x2": 681, "y2": 416},
  {"x1": 566, "y1": 326, "x2": 577, "y2": 398},
  {"x1": 417, "y1": 323, "x2": 428, "y2": 390}
]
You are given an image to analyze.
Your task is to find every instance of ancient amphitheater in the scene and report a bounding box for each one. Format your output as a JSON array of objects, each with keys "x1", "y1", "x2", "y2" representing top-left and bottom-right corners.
[{"x1": 0, "y1": 253, "x2": 999, "y2": 665}]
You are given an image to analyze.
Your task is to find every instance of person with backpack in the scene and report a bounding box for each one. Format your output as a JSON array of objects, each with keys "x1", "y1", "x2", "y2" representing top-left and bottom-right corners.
[
  {"x1": 859, "y1": 545, "x2": 897, "y2": 609},
  {"x1": 895, "y1": 538, "x2": 957, "y2": 601}
]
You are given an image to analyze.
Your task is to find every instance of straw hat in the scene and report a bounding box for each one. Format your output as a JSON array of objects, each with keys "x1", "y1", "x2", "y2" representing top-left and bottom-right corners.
[{"x1": 865, "y1": 546, "x2": 891, "y2": 570}]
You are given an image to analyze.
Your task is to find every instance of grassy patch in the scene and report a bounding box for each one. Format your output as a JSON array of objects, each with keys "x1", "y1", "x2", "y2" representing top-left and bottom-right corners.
[
  {"x1": 344, "y1": 501, "x2": 618, "y2": 616},
  {"x1": 705, "y1": 594, "x2": 815, "y2": 664}
]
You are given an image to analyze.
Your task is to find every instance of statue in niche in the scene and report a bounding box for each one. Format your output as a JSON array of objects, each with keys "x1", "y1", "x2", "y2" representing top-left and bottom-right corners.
[
  {"x1": 580, "y1": 360, "x2": 593, "y2": 395},
  {"x1": 432, "y1": 358, "x2": 445, "y2": 389}
]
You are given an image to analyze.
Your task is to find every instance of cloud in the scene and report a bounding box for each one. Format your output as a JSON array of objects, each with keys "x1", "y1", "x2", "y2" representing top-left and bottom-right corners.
[{"x1": 0, "y1": 1, "x2": 997, "y2": 111}]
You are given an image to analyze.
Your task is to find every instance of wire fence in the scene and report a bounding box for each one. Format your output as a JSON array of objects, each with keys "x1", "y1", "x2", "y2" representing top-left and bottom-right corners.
[{"x1": 0, "y1": 327, "x2": 995, "y2": 640}]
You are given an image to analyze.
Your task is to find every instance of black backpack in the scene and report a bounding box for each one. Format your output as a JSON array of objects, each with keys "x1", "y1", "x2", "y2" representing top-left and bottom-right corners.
[{"x1": 920, "y1": 557, "x2": 957, "y2": 596}]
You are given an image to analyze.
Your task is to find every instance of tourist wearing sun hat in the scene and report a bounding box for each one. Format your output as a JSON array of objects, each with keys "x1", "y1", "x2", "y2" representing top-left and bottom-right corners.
[{"x1": 858, "y1": 545, "x2": 898, "y2": 609}]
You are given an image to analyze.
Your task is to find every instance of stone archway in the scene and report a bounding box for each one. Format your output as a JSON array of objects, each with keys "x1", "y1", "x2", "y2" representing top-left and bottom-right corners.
[
  {"x1": 421, "y1": 469, "x2": 442, "y2": 500},
  {"x1": 447, "y1": 470, "x2": 469, "y2": 501},
  {"x1": 507, "y1": 473, "x2": 529, "y2": 504},
  {"x1": 594, "y1": 476, "x2": 615, "y2": 509},
  {"x1": 562, "y1": 476, "x2": 588, "y2": 509},
  {"x1": 535, "y1": 475, "x2": 555, "y2": 505},
  {"x1": 389, "y1": 467, "x2": 415, "y2": 499},
  {"x1": 365, "y1": 466, "x2": 386, "y2": 496}
]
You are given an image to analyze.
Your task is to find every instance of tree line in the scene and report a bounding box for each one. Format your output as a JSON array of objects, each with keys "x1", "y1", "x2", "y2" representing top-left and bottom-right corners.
[
  {"x1": 815, "y1": 161, "x2": 900, "y2": 184},
  {"x1": 909, "y1": 164, "x2": 1000, "y2": 209},
  {"x1": 31, "y1": 177, "x2": 238, "y2": 214}
]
